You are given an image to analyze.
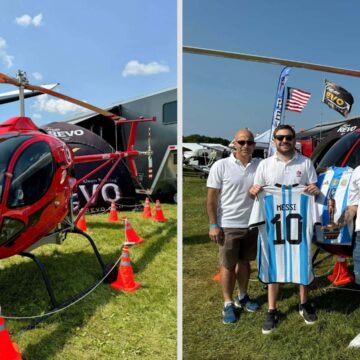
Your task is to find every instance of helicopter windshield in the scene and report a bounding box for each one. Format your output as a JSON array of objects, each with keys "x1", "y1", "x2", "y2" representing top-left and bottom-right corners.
[
  {"x1": 7, "y1": 141, "x2": 55, "y2": 208},
  {"x1": 0, "y1": 135, "x2": 33, "y2": 203}
]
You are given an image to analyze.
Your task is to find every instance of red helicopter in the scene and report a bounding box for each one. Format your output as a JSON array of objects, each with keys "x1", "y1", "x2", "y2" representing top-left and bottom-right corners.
[{"x1": 0, "y1": 71, "x2": 155, "y2": 315}]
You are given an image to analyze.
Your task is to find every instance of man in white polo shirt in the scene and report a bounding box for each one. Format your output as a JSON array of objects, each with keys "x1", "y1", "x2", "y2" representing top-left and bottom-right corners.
[
  {"x1": 337, "y1": 165, "x2": 360, "y2": 284},
  {"x1": 207, "y1": 128, "x2": 261, "y2": 324},
  {"x1": 249, "y1": 124, "x2": 319, "y2": 334}
]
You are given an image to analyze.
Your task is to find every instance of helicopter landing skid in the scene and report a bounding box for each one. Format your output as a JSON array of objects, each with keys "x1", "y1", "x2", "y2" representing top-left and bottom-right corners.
[{"x1": 19, "y1": 227, "x2": 117, "y2": 330}]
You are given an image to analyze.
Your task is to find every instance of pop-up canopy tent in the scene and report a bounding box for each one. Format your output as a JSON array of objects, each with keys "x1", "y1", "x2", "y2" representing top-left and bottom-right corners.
[{"x1": 254, "y1": 129, "x2": 271, "y2": 150}]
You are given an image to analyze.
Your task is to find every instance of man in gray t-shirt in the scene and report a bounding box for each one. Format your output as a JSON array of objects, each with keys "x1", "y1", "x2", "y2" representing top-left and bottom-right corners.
[{"x1": 207, "y1": 128, "x2": 260, "y2": 324}]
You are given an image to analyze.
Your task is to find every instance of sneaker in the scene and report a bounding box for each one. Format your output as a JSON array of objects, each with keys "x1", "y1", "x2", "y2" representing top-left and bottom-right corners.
[
  {"x1": 262, "y1": 309, "x2": 280, "y2": 334},
  {"x1": 299, "y1": 303, "x2": 317, "y2": 325},
  {"x1": 234, "y1": 294, "x2": 260, "y2": 312},
  {"x1": 222, "y1": 303, "x2": 238, "y2": 324}
]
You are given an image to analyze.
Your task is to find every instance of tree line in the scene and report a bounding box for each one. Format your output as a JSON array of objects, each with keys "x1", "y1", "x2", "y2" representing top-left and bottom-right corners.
[{"x1": 183, "y1": 134, "x2": 230, "y2": 147}]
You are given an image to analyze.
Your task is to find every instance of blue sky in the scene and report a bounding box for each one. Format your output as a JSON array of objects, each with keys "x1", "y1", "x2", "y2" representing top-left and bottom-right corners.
[
  {"x1": 0, "y1": 1, "x2": 176, "y2": 125},
  {"x1": 183, "y1": 0, "x2": 360, "y2": 140}
]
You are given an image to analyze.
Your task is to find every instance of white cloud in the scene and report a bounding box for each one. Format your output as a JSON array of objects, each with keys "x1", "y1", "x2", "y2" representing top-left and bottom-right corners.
[
  {"x1": 32, "y1": 94, "x2": 83, "y2": 115},
  {"x1": 0, "y1": 37, "x2": 14, "y2": 68},
  {"x1": 15, "y1": 13, "x2": 43, "y2": 27},
  {"x1": 32, "y1": 72, "x2": 43, "y2": 81},
  {"x1": 32, "y1": 113, "x2": 42, "y2": 120},
  {"x1": 32, "y1": 14, "x2": 43, "y2": 27},
  {"x1": 122, "y1": 60, "x2": 170, "y2": 77},
  {"x1": 15, "y1": 14, "x2": 32, "y2": 26}
]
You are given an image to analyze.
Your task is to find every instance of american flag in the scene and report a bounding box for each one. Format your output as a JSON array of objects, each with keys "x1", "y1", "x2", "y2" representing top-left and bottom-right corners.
[{"x1": 285, "y1": 87, "x2": 311, "y2": 113}]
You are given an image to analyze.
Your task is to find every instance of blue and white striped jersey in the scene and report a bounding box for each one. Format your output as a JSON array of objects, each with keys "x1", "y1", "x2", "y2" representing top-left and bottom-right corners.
[
  {"x1": 315, "y1": 166, "x2": 353, "y2": 246},
  {"x1": 249, "y1": 185, "x2": 319, "y2": 285}
]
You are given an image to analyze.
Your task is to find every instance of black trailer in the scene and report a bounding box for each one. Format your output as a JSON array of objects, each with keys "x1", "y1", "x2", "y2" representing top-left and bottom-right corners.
[{"x1": 64, "y1": 88, "x2": 177, "y2": 200}]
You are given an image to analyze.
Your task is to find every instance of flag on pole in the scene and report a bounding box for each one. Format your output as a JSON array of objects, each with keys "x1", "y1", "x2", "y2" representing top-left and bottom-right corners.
[
  {"x1": 267, "y1": 67, "x2": 292, "y2": 157},
  {"x1": 323, "y1": 80, "x2": 354, "y2": 117},
  {"x1": 285, "y1": 87, "x2": 311, "y2": 113}
]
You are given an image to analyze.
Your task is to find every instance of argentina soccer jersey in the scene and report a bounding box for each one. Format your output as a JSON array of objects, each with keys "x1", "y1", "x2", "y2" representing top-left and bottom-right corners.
[
  {"x1": 249, "y1": 185, "x2": 320, "y2": 285},
  {"x1": 315, "y1": 166, "x2": 354, "y2": 245}
]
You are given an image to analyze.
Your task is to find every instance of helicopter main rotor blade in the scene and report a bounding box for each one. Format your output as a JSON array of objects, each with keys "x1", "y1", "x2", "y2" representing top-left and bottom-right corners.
[
  {"x1": 25, "y1": 83, "x2": 125, "y2": 121},
  {"x1": 0, "y1": 72, "x2": 20, "y2": 86},
  {"x1": 0, "y1": 72, "x2": 125, "y2": 121},
  {"x1": 183, "y1": 46, "x2": 360, "y2": 78},
  {"x1": 0, "y1": 83, "x2": 59, "y2": 105}
]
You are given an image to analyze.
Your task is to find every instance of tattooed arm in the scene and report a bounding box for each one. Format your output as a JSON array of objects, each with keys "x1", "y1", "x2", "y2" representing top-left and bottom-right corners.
[{"x1": 337, "y1": 205, "x2": 358, "y2": 228}]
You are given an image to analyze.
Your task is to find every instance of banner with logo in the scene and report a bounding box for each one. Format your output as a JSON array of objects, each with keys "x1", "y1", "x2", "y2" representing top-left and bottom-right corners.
[
  {"x1": 323, "y1": 80, "x2": 354, "y2": 117},
  {"x1": 267, "y1": 67, "x2": 292, "y2": 157}
]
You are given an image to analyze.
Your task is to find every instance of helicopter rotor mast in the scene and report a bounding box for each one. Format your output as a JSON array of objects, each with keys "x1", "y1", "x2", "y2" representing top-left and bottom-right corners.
[{"x1": 15, "y1": 70, "x2": 28, "y2": 116}]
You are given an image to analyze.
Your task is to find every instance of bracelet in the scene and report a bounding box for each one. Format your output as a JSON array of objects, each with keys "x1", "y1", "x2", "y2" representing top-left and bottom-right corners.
[{"x1": 209, "y1": 223, "x2": 219, "y2": 229}]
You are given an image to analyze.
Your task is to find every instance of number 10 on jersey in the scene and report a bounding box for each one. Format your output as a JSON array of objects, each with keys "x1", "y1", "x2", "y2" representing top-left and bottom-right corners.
[{"x1": 271, "y1": 213, "x2": 303, "y2": 245}]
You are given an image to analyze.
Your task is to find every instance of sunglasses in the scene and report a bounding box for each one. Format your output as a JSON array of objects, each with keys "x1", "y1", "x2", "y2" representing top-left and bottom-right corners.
[
  {"x1": 236, "y1": 140, "x2": 255, "y2": 146},
  {"x1": 274, "y1": 135, "x2": 294, "y2": 141}
]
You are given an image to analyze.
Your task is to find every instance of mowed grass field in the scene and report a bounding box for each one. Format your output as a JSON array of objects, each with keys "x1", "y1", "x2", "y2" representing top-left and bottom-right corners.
[
  {"x1": 0, "y1": 203, "x2": 176, "y2": 360},
  {"x1": 183, "y1": 171, "x2": 360, "y2": 360}
]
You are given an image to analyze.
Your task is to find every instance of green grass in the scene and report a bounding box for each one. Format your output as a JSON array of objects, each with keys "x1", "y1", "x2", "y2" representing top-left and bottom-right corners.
[
  {"x1": 1, "y1": 204, "x2": 176, "y2": 360},
  {"x1": 183, "y1": 172, "x2": 360, "y2": 360}
]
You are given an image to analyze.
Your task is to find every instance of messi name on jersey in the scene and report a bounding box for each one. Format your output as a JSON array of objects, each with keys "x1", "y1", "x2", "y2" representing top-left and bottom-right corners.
[
  {"x1": 249, "y1": 185, "x2": 320, "y2": 285},
  {"x1": 277, "y1": 203, "x2": 297, "y2": 211}
]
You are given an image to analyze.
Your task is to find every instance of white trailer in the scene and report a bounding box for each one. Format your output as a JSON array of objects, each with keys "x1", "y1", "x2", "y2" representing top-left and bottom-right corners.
[{"x1": 136, "y1": 145, "x2": 177, "y2": 202}]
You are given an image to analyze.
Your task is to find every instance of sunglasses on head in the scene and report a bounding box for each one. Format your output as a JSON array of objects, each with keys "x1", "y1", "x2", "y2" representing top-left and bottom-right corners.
[
  {"x1": 274, "y1": 135, "x2": 294, "y2": 141},
  {"x1": 236, "y1": 140, "x2": 255, "y2": 146}
]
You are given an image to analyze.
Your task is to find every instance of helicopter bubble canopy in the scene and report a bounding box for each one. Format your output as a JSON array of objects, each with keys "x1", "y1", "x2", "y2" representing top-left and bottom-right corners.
[{"x1": 0, "y1": 116, "x2": 75, "y2": 259}]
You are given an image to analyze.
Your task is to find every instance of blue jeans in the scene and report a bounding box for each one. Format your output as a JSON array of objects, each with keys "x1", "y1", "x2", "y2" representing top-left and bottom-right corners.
[{"x1": 353, "y1": 232, "x2": 360, "y2": 284}]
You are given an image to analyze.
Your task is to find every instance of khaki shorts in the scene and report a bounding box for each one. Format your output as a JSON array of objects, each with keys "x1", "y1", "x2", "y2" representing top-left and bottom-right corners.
[{"x1": 219, "y1": 227, "x2": 258, "y2": 269}]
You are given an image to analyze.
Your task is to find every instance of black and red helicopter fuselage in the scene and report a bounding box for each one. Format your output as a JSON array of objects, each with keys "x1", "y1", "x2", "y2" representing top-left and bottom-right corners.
[
  {"x1": 0, "y1": 116, "x2": 75, "y2": 259},
  {"x1": 0, "y1": 115, "x2": 154, "y2": 260}
]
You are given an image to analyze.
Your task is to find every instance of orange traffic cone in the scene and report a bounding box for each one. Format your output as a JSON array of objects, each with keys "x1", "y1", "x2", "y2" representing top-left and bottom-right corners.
[
  {"x1": 143, "y1": 197, "x2": 152, "y2": 219},
  {"x1": 327, "y1": 259, "x2": 340, "y2": 283},
  {"x1": 123, "y1": 217, "x2": 144, "y2": 245},
  {"x1": 153, "y1": 200, "x2": 167, "y2": 222},
  {"x1": 0, "y1": 316, "x2": 22, "y2": 360},
  {"x1": 108, "y1": 201, "x2": 119, "y2": 222},
  {"x1": 328, "y1": 257, "x2": 354, "y2": 286},
  {"x1": 212, "y1": 269, "x2": 221, "y2": 282},
  {"x1": 76, "y1": 210, "x2": 88, "y2": 232},
  {"x1": 111, "y1": 246, "x2": 141, "y2": 292}
]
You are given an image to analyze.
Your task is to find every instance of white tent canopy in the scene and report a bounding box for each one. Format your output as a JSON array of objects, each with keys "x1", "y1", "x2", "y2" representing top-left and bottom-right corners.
[{"x1": 255, "y1": 129, "x2": 271, "y2": 149}]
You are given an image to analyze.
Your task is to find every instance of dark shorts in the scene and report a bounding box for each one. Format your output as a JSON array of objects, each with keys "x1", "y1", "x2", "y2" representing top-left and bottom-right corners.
[{"x1": 219, "y1": 227, "x2": 258, "y2": 269}]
